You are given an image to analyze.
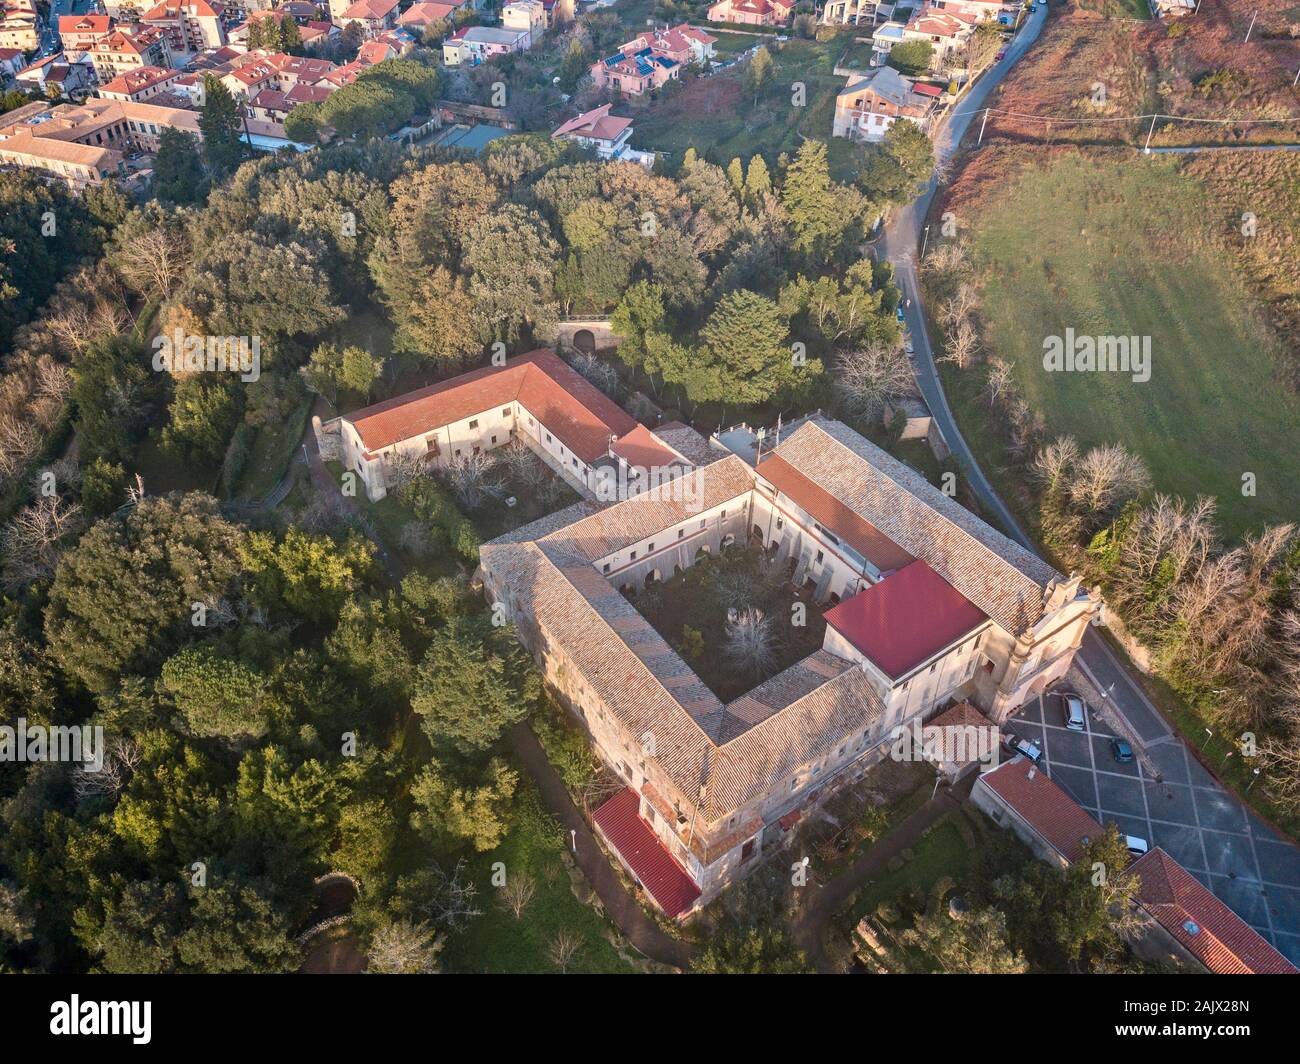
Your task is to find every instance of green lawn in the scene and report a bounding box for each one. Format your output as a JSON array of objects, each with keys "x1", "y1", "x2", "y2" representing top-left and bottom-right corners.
[
  {"x1": 632, "y1": 35, "x2": 857, "y2": 170},
  {"x1": 440, "y1": 783, "x2": 642, "y2": 973},
  {"x1": 232, "y1": 398, "x2": 313, "y2": 501},
  {"x1": 959, "y1": 153, "x2": 1300, "y2": 541},
  {"x1": 844, "y1": 814, "x2": 972, "y2": 928}
]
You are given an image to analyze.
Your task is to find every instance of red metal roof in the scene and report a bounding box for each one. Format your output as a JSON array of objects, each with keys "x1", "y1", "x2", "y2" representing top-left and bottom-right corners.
[
  {"x1": 592, "y1": 788, "x2": 701, "y2": 919},
  {"x1": 344, "y1": 349, "x2": 637, "y2": 464},
  {"x1": 979, "y1": 756, "x2": 1103, "y2": 864},
  {"x1": 756, "y1": 451, "x2": 914, "y2": 573},
  {"x1": 823, "y1": 560, "x2": 986, "y2": 679},
  {"x1": 1128, "y1": 848, "x2": 1298, "y2": 975}
]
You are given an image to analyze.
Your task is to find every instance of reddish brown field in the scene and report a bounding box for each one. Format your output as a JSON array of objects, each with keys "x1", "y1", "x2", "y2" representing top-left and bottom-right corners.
[{"x1": 976, "y1": 0, "x2": 1300, "y2": 147}]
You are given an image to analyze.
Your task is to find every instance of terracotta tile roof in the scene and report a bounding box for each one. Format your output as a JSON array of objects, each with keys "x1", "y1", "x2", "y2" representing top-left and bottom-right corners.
[
  {"x1": 592, "y1": 788, "x2": 701, "y2": 917},
  {"x1": 923, "y1": 700, "x2": 994, "y2": 768},
  {"x1": 823, "y1": 559, "x2": 987, "y2": 679},
  {"x1": 979, "y1": 755, "x2": 1102, "y2": 863},
  {"x1": 766, "y1": 418, "x2": 1058, "y2": 634},
  {"x1": 756, "y1": 450, "x2": 916, "y2": 574},
  {"x1": 652, "y1": 422, "x2": 721, "y2": 467},
  {"x1": 343, "y1": 350, "x2": 637, "y2": 464},
  {"x1": 552, "y1": 103, "x2": 632, "y2": 144},
  {"x1": 609, "y1": 423, "x2": 681, "y2": 471},
  {"x1": 398, "y1": 0, "x2": 460, "y2": 23},
  {"x1": 341, "y1": 0, "x2": 398, "y2": 19},
  {"x1": 1127, "y1": 849, "x2": 1298, "y2": 975}
]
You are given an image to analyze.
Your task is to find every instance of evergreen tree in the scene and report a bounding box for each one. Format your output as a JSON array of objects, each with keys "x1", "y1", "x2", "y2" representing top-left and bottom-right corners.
[
  {"x1": 152, "y1": 127, "x2": 205, "y2": 204},
  {"x1": 199, "y1": 74, "x2": 244, "y2": 177}
]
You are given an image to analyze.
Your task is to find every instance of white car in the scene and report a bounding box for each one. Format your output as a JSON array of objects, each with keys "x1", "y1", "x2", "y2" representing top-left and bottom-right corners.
[{"x1": 1124, "y1": 835, "x2": 1149, "y2": 857}]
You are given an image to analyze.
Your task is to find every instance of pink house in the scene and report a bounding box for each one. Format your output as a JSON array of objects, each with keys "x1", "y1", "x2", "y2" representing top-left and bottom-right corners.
[{"x1": 706, "y1": 0, "x2": 794, "y2": 26}]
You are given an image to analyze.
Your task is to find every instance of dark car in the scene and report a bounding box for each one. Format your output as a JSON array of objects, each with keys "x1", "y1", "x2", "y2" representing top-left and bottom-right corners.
[
  {"x1": 1003, "y1": 730, "x2": 1043, "y2": 764},
  {"x1": 1110, "y1": 738, "x2": 1134, "y2": 764}
]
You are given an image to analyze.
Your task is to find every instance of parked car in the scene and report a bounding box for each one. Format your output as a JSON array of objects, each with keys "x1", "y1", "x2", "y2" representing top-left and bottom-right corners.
[
  {"x1": 1003, "y1": 730, "x2": 1043, "y2": 764},
  {"x1": 896, "y1": 304, "x2": 906, "y2": 324},
  {"x1": 1064, "y1": 694, "x2": 1087, "y2": 731},
  {"x1": 1110, "y1": 738, "x2": 1134, "y2": 764},
  {"x1": 1124, "y1": 835, "x2": 1150, "y2": 857}
]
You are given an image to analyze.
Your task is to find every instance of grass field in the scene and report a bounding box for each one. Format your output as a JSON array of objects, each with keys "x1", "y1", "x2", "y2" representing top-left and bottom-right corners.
[
  {"x1": 441, "y1": 783, "x2": 641, "y2": 973},
  {"x1": 1074, "y1": 0, "x2": 1151, "y2": 17},
  {"x1": 632, "y1": 35, "x2": 855, "y2": 170},
  {"x1": 953, "y1": 151, "x2": 1300, "y2": 540}
]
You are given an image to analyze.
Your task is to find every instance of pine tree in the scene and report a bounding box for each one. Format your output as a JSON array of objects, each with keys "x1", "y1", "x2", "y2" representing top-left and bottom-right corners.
[
  {"x1": 726, "y1": 157, "x2": 744, "y2": 195},
  {"x1": 780, "y1": 139, "x2": 841, "y2": 260},
  {"x1": 199, "y1": 73, "x2": 244, "y2": 176},
  {"x1": 744, "y1": 154, "x2": 771, "y2": 205}
]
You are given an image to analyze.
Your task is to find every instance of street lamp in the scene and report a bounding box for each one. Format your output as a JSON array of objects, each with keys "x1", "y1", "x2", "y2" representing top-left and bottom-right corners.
[
  {"x1": 920, "y1": 224, "x2": 931, "y2": 260},
  {"x1": 1246, "y1": 768, "x2": 1261, "y2": 792},
  {"x1": 1202, "y1": 727, "x2": 1213, "y2": 750}
]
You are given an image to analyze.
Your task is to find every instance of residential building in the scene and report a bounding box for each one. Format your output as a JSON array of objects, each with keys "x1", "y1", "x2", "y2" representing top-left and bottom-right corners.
[
  {"x1": 552, "y1": 103, "x2": 654, "y2": 165},
  {"x1": 501, "y1": 0, "x2": 546, "y2": 42},
  {"x1": 832, "y1": 64, "x2": 935, "y2": 141},
  {"x1": 88, "y1": 26, "x2": 173, "y2": 82},
  {"x1": 96, "y1": 64, "x2": 183, "y2": 101},
  {"x1": 15, "y1": 52, "x2": 97, "y2": 97},
  {"x1": 338, "y1": 0, "x2": 400, "y2": 38},
  {"x1": 57, "y1": 14, "x2": 116, "y2": 57},
  {"x1": 396, "y1": 1, "x2": 463, "y2": 30},
  {"x1": 706, "y1": 0, "x2": 794, "y2": 26},
  {"x1": 821, "y1": 0, "x2": 894, "y2": 26},
  {"x1": 0, "y1": 45, "x2": 25, "y2": 80},
  {"x1": 880, "y1": 6, "x2": 978, "y2": 70},
  {"x1": 441, "y1": 24, "x2": 528, "y2": 66},
  {"x1": 0, "y1": 0, "x2": 39, "y2": 53},
  {"x1": 140, "y1": 0, "x2": 228, "y2": 57},
  {"x1": 589, "y1": 24, "x2": 716, "y2": 96}
]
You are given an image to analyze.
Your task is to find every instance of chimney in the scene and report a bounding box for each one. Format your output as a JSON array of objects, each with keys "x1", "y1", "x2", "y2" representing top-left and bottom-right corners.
[{"x1": 1027, "y1": 765, "x2": 1036, "y2": 781}]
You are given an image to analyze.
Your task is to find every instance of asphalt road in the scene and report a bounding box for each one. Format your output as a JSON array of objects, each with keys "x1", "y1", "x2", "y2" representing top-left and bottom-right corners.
[{"x1": 878, "y1": 4, "x2": 1300, "y2": 963}]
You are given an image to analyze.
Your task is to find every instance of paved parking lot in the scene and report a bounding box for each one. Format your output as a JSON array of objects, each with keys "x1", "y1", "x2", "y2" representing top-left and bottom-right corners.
[{"x1": 1011, "y1": 692, "x2": 1300, "y2": 965}]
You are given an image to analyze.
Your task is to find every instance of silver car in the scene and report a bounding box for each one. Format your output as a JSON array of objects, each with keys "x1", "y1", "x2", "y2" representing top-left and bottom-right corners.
[{"x1": 1064, "y1": 694, "x2": 1087, "y2": 731}]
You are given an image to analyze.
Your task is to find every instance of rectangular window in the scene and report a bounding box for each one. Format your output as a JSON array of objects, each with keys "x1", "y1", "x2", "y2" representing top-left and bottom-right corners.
[
  {"x1": 677, "y1": 529, "x2": 684, "y2": 539},
  {"x1": 816, "y1": 550, "x2": 825, "y2": 564},
  {"x1": 502, "y1": 407, "x2": 511, "y2": 417},
  {"x1": 546, "y1": 433, "x2": 552, "y2": 443},
  {"x1": 469, "y1": 419, "x2": 479, "y2": 429},
  {"x1": 630, "y1": 550, "x2": 637, "y2": 560},
  {"x1": 741, "y1": 839, "x2": 755, "y2": 861},
  {"x1": 491, "y1": 435, "x2": 497, "y2": 445},
  {"x1": 648, "y1": 543, "x2": 655, "y2": 552},
  {"x1": 602, "y1": 563, "x2": 610, "y2": 574}
]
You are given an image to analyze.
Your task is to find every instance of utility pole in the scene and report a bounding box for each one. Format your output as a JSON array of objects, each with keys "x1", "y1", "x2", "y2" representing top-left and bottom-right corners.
[
  {"x1": 1244, "y1": 10, "x2": 1257, "y2": 43},
  {"x1": 977, "y1": 107, "x2": 990, "y2": 145},
  {"x1": 1143, "y1": 114, "x2": 1157, "y2": 153},
  {"x1": 920, "y1": 223, "x2": 931, "y2": 260}
]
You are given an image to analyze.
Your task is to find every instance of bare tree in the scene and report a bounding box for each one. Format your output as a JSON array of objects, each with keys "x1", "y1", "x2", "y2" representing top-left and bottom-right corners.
[
  {"x1": 1066, "y1": 444, "x2": 1152, "y2": 522},
  {"x1": 939, "y1": 317, "x2": 980, "y2": 370},
  {"x1": 73, "y1": 737, "x2": 143, "y2": 801},
  {"x1": 425, "y1": 859, "x2": 483, "y2": 933},
  {"x1": 0, "y1": 494, "x2": 84, "y2": 590},
  {"x1": 983, "y1": 357, "x2": 1015, "y2": 408},
  {"x1": 440, "y1": 450, "x2": 504, "y2": 511},
  {"x1": 1029, "y1": 435, "x2": 1080, "y2": 492},
  {"x1": 497, "y1": 873, "x2": 537, "y2": 920},
  {"x1": 723, "y1": 608, "x2": 778, "y2": 677},
  {"x1": 366, "y1": 919, "x2": 443, "y2": 974},
  {"x1": 114, "y1": 223, "x2": 192, "y2": 301},
  {"x1": 384, "y1": 451, "x2": 433, "y2": 495},
  {"x1": 939, "y1": 283, "x2": 978, "y2": 329},
  {"x1": 834, "y1": 342, "x2": 914, "y2": 421},
  {"x1": 547, "y1": 927, "x2": 585, "y2": 973},
  {"x1": 566, "y1": 349, "x2": 619, "y2": 396}
]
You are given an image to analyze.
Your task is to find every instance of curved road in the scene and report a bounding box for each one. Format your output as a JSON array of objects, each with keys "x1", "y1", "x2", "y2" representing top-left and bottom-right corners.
[{"x1": 880, "y1": 6, "x2": 1300, "y2": 964}]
